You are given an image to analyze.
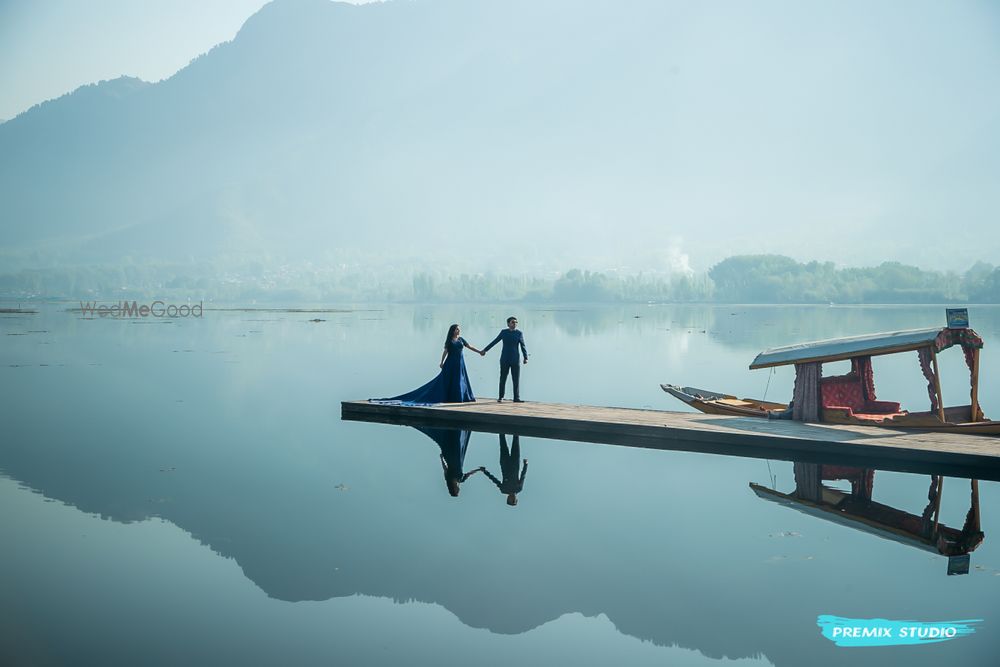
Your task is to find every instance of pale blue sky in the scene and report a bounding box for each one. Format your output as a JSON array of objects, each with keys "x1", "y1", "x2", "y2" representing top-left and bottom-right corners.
[
  {"x1": 1, "y1": 0, "x2": 998, "y2": 270},
  {"x1": 0, "y1": 0, "x2": 374, "y2": 120}
]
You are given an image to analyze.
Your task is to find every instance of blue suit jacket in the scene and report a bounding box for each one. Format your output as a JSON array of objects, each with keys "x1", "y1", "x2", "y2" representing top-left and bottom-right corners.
[{"x1": 483, "y1": 329, "x2": 528, "y2": 365}]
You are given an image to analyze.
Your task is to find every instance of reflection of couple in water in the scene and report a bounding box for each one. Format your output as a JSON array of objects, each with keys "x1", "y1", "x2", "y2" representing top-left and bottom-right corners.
[
  {"x1": 379, "y1": 317, "x2": 528, "y2": 404},
  {"x1": 419, "y1": 427, "x2": 528, "y2": 504},
  {"x1": 481, "y1": 434, "x2": 528, "y2": 506}
]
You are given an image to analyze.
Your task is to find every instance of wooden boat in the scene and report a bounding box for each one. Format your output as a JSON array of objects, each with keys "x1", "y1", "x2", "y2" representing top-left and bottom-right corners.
[
  {"x1": 662, "y1": 326, "x2": 1000, "y2": 435},
  {"x1": 660, "y1": 385, "x2": 787, "y2": 417}
]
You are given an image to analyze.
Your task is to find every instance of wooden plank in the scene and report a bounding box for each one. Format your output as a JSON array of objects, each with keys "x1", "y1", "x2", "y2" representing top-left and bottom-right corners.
[{"x1": 342, "y1": 399, "x2": 1000, "y2": 481}]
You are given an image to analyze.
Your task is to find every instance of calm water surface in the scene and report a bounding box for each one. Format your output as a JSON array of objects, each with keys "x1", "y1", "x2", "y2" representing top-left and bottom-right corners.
[{"x1": 1, "y1": 303, "x2": 998, "y2": 666}]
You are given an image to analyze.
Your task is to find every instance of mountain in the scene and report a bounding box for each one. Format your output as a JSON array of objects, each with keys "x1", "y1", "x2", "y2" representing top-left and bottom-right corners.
[{"x1": 2, "y1": 0, "x2": 999, "y2": 273}]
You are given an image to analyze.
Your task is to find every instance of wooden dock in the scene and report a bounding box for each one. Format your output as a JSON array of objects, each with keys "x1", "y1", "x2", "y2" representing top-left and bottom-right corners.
[{"x1": 342, "y1": 399, "x2": 1000, "y2": 481}]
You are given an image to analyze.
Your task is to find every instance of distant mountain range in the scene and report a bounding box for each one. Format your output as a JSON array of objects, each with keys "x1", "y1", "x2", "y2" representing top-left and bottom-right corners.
[{"x1": 2, "y1": 0, "x2": 998, "y2": 273}]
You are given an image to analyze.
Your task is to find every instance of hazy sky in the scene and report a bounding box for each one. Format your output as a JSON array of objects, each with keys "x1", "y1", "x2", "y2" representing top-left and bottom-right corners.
[
  {"x1": 0, "y1": 0, "x2": 371, "y2": 120},
  {"x1": 1, "y1": 0, "x2": 999, "y2": 273}
]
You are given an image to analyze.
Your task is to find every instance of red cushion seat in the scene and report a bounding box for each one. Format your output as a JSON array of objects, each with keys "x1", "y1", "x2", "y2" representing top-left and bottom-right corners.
[
  {"x1": 821, "y1": 374, "x2": 902, "y2": 417},
  {"x1": 864, "y1": 399, "x2": 903, "y2": 413}
]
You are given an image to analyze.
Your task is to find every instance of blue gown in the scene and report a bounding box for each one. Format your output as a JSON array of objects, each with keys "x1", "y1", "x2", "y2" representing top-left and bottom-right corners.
[
  {"x1": 380, "y1": 337, "x2": 476, "y2": 404},
  {"x1": 414, "y1": 426, "x2": 472, "y2": 482}
]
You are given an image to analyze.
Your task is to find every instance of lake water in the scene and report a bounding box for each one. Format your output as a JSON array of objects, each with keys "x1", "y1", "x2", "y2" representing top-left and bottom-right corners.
[{"x1": 1, "y1": 302, "x2": 998, "y2": 666}]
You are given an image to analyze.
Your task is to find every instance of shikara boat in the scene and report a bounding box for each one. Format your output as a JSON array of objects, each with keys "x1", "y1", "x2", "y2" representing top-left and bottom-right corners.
[{"x1": 661, "y1": 326, "x2": 1000, "y2": 435}]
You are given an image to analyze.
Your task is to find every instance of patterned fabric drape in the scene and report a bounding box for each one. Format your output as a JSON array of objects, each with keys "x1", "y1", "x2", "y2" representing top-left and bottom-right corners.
[
  {"x1": 793, "y1": 462, "x2": 821, "y2": 502},
  {"x1": 852, "y1": 356, "x2": 877, "y2": 401},
  {"x1": 935, "y1": 328, "x2": 984, "y2": 352},
  {"x1": 960, "y1": 479, "x2": 979, "y2": 536},
  {"x1": 821, "y1": 465, "x2": 874, "y2": 500},
  {"x1": 917, "y1": 348, "x2": 938, "y2": 412},
  {"x1": 792, "y1": 362, "x2": 822, "y2": 422},
  {"x1": 962, "y1": 345, "x2": 976, "y2": 374},
  {"x1": 962, "y1": 345, "x2": 978, "y2": 420},
  {"x1": 854, "y1": 469, "x2": 875, "y2": 500}
]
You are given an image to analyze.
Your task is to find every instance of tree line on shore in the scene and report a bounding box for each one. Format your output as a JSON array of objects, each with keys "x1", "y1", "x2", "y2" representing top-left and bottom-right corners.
[{"x1": 1, "y1": 255, "x2": 999, "y2": 304}]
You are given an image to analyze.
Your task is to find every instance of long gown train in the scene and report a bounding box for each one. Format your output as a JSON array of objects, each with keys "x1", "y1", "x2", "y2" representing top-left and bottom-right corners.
[{"x1": 373, "y1": 336, "x2": 475, "y2": 405}]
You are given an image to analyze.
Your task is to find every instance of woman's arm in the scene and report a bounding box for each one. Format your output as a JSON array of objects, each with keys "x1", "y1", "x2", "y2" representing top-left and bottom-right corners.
[
  {"x1": 440, "y1": 348, "x2": 448, "y2": 368},
  {"x1": 461, "y1": 467, "x2": 485, "y2": 482},
  {"x1": 461, "y1": 337, "x2": 484, "y2": 355}
]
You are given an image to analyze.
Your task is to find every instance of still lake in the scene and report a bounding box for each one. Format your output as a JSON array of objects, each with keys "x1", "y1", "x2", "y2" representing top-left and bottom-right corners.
[{"x1": 1, "y1": 302, "x2": 998, "y2": 666}]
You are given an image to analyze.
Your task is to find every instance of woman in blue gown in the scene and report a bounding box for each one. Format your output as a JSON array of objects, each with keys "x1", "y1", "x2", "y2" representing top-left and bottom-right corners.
[{"x1": 381, "y1": 324, "x2": 484, "y2": 404}]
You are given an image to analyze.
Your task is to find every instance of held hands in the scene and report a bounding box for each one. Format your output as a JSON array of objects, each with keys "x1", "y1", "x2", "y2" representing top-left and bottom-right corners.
[{"x1": 479, "y1": 350, "x2": 486, "y2": 356}]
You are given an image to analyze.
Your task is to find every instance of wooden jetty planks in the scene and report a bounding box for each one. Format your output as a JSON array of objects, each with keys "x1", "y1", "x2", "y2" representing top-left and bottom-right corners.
[{"x1": 341, "y1": 399, "x2": 1000, "y2": 480}]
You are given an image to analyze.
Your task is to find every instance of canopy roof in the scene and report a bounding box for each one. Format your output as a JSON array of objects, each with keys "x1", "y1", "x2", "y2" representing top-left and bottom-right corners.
[{"x1": 749, "y1": 327, "x2": 983, "y2": 370}]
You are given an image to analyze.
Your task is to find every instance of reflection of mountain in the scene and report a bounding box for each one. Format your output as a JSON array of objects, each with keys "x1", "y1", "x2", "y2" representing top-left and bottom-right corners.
[{"x1": 2, "y1": 409, "x2": 994, "y2": 667}]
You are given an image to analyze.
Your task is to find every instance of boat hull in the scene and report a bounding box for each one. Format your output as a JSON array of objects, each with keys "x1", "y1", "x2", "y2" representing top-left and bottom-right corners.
[
  {"x1": 659, "y1": 384, "x2": 785, "y2": 418},
  {"x1": 660, "y1": 384, "x2": 1000, "y2": 435}
]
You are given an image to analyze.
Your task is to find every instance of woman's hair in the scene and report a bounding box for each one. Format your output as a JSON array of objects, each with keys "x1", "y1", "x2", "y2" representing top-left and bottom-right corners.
[{"x1": 445, "y1": 324, "x2": 460, "y2": 348}]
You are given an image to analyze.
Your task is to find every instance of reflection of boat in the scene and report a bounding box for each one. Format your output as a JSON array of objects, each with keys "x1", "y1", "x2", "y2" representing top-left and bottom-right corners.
[
  {"x1": 662, "y1": 326, "x2": 1000, "y2": 435},
  {"x1": 751, "y1": 463, "x2": 984, "y2": 574}
]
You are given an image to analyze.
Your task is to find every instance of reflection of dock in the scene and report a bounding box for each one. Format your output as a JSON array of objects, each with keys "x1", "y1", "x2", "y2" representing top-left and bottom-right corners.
[{"x1": 341, "y1": 400, "x2": 1000, "y2": 480}]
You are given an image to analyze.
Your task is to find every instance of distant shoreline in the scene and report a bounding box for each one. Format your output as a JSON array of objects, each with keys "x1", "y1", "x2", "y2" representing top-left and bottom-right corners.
[{"x1": 1, "y1": 254, "x2": 998, "y2": 304}]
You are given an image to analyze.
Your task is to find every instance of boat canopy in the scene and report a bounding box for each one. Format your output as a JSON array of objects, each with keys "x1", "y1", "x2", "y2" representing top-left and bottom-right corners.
[{"x1": 749, "y1": 327, "x2": 983, "y2": 370}]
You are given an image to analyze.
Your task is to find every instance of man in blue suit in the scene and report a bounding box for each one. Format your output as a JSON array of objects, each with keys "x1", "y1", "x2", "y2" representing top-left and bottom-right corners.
[{"x1": 482, "y1": 316, "x2": 528, "y2": 402}]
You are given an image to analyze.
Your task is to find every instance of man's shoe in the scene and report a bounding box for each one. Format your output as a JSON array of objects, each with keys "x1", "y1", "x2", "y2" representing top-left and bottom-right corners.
[
  {"x1": 497, "y1": 398, "x2": 503, "y2": 403},
  {"x1": 513, "y1": 398, "x2": 524, "y2": 403}
]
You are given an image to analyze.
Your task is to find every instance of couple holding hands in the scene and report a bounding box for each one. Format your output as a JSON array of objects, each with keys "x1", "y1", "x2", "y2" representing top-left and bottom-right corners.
[{"x1": 385, "y1": 316, "x2": 528, "y2": 405}]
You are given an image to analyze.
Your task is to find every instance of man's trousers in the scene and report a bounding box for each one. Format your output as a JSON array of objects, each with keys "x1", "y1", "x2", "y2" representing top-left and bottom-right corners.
[{"x1": 499, "y1": 362, "x2": 520, "y2": 400}]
